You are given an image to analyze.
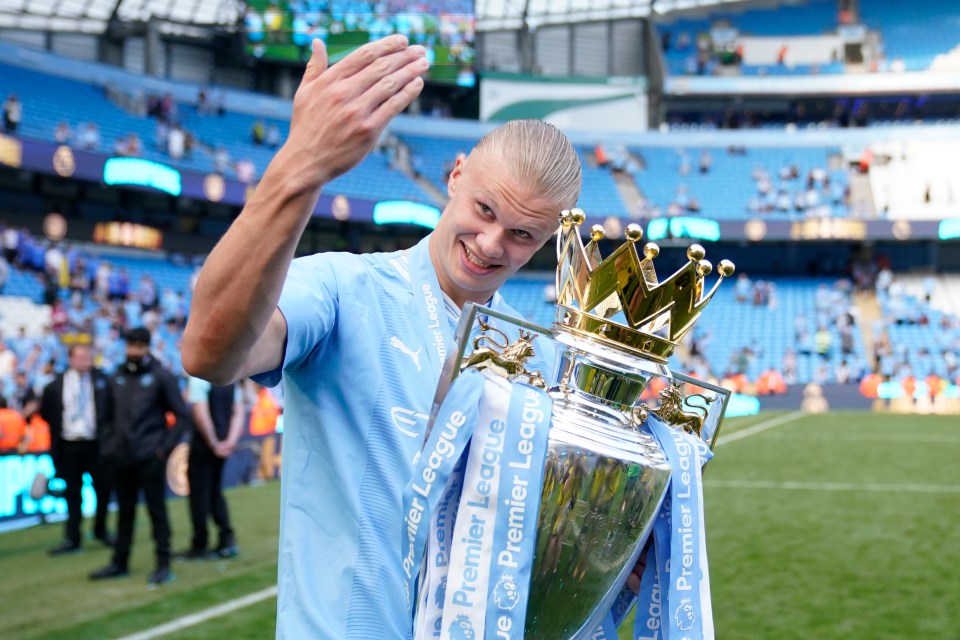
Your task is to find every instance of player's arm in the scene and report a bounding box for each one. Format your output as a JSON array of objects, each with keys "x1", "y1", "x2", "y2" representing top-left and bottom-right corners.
[{"x1": 182, "y1": 36, "x2": 427, "y2": 385}]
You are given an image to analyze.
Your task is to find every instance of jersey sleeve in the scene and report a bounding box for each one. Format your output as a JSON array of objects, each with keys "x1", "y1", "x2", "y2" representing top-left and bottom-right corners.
[{"x1": 251, "y1": 254, "x2": 340, "y2": 387}]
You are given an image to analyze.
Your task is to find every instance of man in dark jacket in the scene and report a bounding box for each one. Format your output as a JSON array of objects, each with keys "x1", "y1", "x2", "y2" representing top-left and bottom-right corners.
[
  {"x1": 89, "y1": 328, "x2": 189, "y2": 586},
  {"x1": 40, "y1": 343, "x2": 114, "y2": 554}
]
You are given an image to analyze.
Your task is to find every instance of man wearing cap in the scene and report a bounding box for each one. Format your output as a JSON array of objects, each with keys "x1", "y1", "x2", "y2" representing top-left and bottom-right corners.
[{"x1": 89, "y1": 327, "x2": 190, "y2": 587}]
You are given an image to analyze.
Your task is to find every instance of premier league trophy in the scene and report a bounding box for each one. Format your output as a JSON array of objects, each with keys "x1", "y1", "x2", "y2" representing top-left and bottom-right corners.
[{"x1": 405, "y1": 210, "x2": 734, "y2": 640}]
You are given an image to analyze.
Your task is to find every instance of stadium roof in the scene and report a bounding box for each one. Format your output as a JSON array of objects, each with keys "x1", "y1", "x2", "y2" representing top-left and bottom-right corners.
[
  {"x1": 0, "y1": 0, "x2": 243, "y2": 34},
  {"x1": 476, "y1": 0, "x2": 761, "y2": 30}
]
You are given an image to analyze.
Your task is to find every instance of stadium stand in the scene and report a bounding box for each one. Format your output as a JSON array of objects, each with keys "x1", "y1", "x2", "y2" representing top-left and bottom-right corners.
[
  {"x1": 0, "y1": 61, "x2": 434, "y2": 205},
  {"x1": 657, "y1": 0, "x2": 960, "y2": 76},
  {"x1": 629, "y1": 145, "x2": 848, "y2": 220}
]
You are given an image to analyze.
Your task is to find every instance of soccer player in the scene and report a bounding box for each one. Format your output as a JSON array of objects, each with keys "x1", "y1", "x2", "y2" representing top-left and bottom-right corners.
[{"x1": 183, "y1": 36, "x2": 582, "y2": 637}]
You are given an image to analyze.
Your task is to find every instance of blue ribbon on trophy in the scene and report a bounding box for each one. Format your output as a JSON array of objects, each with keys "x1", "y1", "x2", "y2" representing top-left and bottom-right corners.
[
  {"x1": 634, "y1": 418, "x2": 714, "y2": 640},
  {"x1": 592, "y1": 416, "x2": 714, "y2": 640},
  {"x1": 402, "y1": 369, "x2": 552, "y2": 639}
]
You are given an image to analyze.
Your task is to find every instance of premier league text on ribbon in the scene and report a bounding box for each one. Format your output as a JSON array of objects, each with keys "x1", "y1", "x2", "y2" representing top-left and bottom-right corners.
[
  {"x1": 495, "y1": 388, "x2": 544, "y2": 572},
  {"x1": 671, "y1": 429, "x2": 697, "y2": 596},
  {"x1": 421, "y1": 283, "x2": 448, "y2": 362},
  {"x1": 448, "y1": 415, "x2": 504, "y2": 610},
  {"x1": 404, "y1": 409, "x2": 468, "y2": 585},
  {"x1": 488, "y1": 387, "x2": 549, "y2": 639}
]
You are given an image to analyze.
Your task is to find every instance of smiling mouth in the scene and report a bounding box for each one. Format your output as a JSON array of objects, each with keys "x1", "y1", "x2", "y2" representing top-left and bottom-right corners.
[{"x1": 461, "y1": 241, "x2": 499, "y2": 272}]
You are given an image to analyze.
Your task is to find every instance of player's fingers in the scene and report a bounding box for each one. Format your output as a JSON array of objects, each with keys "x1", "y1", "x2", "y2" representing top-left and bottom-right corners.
[
  {"x1": 362, "y1": 55, "x2": 429, "y2": 113},
  {"x1": 299, "y1": 39, "x2": 328, "y2": 87},
  {"x1": 349, "y1": 45, "x2": 426, "y2": 98},
  {"x1": 626, "y1": 572, "x2": 641, "y2": 596},
  {"x1": 368, "y1": 75, "x2": 424, "y2": 129},
  {"x1": 331, "y1": 34, "x2": 409, "y2": 80}
]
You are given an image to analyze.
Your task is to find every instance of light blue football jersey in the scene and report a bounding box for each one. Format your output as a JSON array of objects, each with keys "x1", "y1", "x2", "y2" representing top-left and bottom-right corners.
[{"x1": 253, "y1": 235, "x2": 554, "y2": 639}]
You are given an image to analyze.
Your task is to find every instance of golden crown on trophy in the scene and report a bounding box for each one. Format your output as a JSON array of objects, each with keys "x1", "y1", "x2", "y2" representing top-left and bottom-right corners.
[{"x1": 555, "y1": 208, "x2": 735, "y2": 362}]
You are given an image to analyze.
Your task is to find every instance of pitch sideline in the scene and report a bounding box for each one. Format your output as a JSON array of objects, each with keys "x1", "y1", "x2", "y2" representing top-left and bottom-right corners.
[
  {"x1": 112, "y1": 585, "x2": 277, "y2": 640},
  {"x1": 715, "y1": 410, "x2": 806, "y2": 445}
]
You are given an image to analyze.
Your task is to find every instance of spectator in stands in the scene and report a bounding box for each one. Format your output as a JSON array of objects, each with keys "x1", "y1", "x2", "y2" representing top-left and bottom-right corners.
[
  {"x1": 168, "y1": 124, "x2": 185, "y2": 160},
  {"x1": 265, "y1": 123, "x2": 281, "y2": 149},
  {"x1": 78, "y1": 123, "x2": 100, "y2": 151},
  {"x1": 594, "y1": 143, "x2": 609, "y2": 168},
  {"x1": 3, "y1": 94, "x2": 22, "y2": 133},
  {"x1": 183, "y1": 130, "x2": 197, "y2": 158},
  {"x1": 0, "y1": 254, "x2": 7, "y2": 294},
  {"x1": 89, "y1": 328, "x2": 189, "y2": 586},
  {"x1": 138, "y1": 275, "x2": 158, "y2": 311},
  {"x1": 67, "y1": 295, "x2": 88, "y2": 333},
  {"x1": 0, "y1": 340, "x2": 17, "y2": 379},
  {"x1": 835, "y1": 359, "x2": 851, "y2": 384},
  {"x1": 814, "y1": 325, "x2": 833, "y2": 360},
  {"x1": 10, "y1": 370, "x2": 39, "y2": 419},
  {"x1": 181, "y1": 37, "x2": 589, "y2": 637},
  {"x1": 154, "y1": 120, "x2": 170, "y2": 151},
  {"x1": 41, "y1": 344, "x2": 114, "y2": 555},
  {"x1": 9, "y1": 326, "x2": 33, "y2": 362},
  {"x1": 94, "y1": 260, "x2": 111, "y2": 302},
  {"x1": 235, "y1": 158, "x2": 256, "y2": 183},
  {"x1": 160, "y1": 93, "x2": 177, "y2": 123},
  {"x1": 108, "y1": 266, "x2": 128, "y2": 302},
  {"x1": 698, "y1": 149, "x2": 712, "y2": 174},
  {"x1": 734, "y1": 272, "x2": 751, "y2": 303},
  {"x1": 2, "y1": 226, "x2": 18, "y2": 264},
  {"x1": 178, "y1": 375, "x2": 244, "y2": 560},
  {"x1": 211, "y1": 90, "x2": 226, "y2": 117},
  {"x1": 197, "y1": 87, "x2": 209, "y2": 115},
  {"x1": 112, "y1": 136, "x2": 128, "y2": 157},
  {"x1": 125, "y1": 134, "x2": 143, "y2": 157},
  {"x1": 214, "y1": 147, "x2": 231, "y2": 175},
  {"x1": 54, "y1": 121, "x2": 73, "y2": 145},
  {"x1": 69, "y1": 259, "x2": 90, "y2": 295},
  {"x1": 251, "y1": 119, "x2": 265, "y2": 145}
]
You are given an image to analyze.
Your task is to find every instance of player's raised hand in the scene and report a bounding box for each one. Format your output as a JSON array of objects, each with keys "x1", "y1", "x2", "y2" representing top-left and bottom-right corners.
[{"x1": 283, "y1": 36, "x2": 428, "y2": 190}]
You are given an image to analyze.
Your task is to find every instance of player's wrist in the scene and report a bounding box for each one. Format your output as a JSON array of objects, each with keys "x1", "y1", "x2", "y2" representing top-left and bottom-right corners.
[{"x1": 272, "y1": 142, "x2": 332, "y2": 196}]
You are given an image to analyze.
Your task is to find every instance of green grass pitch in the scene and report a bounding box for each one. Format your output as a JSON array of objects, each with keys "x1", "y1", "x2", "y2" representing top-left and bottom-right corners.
[{"x1": 1, "y1": 411, "x2": 957, "y2": 639}]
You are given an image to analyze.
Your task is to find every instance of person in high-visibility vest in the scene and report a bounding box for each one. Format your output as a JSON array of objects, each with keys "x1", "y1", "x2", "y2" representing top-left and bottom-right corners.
[
  {"x1": 248, "y1": 385, "x2": 281, "y2": 437},
  {"x1": 0, "y1": 398, "x2": 27, "y2": 452},
  {"x1": 21, "y1": 414, "x2": 51, "y2": 453}
]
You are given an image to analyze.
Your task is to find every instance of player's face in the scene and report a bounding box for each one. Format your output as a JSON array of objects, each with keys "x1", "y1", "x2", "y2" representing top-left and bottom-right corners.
[{"x1": 430, "y1": 148, "x2": 559, "y2": 307}]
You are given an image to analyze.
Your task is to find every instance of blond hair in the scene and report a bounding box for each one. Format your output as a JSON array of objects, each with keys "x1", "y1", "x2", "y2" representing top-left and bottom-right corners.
[{"x1": 471, "y1": 120, "x2": 582, "y2": 210}]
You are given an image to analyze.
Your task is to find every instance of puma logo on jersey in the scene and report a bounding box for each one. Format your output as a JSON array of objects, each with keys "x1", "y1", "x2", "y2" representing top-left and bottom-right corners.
[{"x1": 390, "y1": 336, "x2": 422, "y2": 372}]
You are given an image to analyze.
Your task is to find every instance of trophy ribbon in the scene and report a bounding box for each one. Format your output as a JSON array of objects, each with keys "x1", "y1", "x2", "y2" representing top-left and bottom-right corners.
[
  {"x1": 401, "y1": 369, "x2": 483, "y2": 616},
  {"x1": 402, "y1": 368, "x2": 553, "y2": 639},
  {"x1": 407, "y1": 237, "x2": 456, "y2": 381},
  {"x1": 632, "y1": 418, "x2": 714, "y2": 640}
]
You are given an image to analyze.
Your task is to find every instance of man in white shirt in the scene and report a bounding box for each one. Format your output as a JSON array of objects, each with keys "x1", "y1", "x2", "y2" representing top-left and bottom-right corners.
[{"x1": 40, "y1": 344, "x2": 114, "y2": 554}]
